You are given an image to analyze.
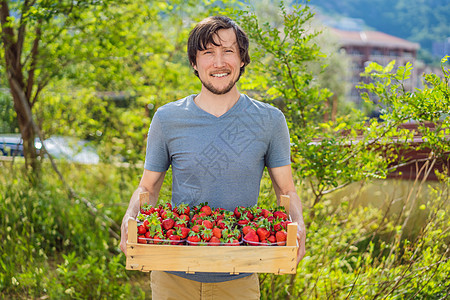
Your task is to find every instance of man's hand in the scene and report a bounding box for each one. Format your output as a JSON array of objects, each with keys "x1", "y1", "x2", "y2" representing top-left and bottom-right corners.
[
  {"x1": 296, "y1": 221, "x2": 306, "y2": 264},
  {"x1": 120, "y1": 215, "x2": 135, "y2": 256},
  {"x1": 267, "y1": 165, "x2": 306, "y2": 265},
  {"x1": 120, "y1": 170, "x2": 166, "y2": 256}
]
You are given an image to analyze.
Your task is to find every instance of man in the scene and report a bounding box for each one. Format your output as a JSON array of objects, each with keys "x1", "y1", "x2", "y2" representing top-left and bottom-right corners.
[{"x1": 120, "y1": 15, "x2": 306, "y2": 300}]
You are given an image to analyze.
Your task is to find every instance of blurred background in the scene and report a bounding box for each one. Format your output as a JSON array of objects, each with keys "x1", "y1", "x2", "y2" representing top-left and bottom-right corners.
[{"x1": 0, "y1": 0, "x2": 449, "y2": 299}]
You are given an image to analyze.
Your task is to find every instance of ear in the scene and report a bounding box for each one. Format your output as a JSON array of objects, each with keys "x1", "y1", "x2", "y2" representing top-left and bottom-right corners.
[
  {"x1": 192, "y1": 62, "x2": 198, "y2": 71},
  {"x1": 240, "y1": 61, "x2": 244, "y2": 68}
]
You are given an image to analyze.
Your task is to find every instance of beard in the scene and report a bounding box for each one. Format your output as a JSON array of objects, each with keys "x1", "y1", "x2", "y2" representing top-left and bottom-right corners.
[{"x1": 199, "y1": 72, "x2": 241, "y2": 95}]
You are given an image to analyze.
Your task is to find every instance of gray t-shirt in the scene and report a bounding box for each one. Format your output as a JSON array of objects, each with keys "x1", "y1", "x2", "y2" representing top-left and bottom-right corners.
[{"x1": 144, "y1": 93, "x2": 291, "y2": 282}]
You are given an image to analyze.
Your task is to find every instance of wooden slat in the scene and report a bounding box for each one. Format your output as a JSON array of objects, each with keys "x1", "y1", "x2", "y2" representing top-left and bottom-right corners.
[
  {"x1": 286, "y1": 222, "x2": 298, "y2": 247},
  {"x1": 280, "y1": 195, "x2": 290, "y2": 215},
  {"x1": 126, "y1": 243, "x2": 297, "y2": 274},
  {"x1": 139, "y1": 192, "x2": 149, "y2": 207},
  {"x1": 128, "y1": 219, "x2": 137, "y2": 244}
]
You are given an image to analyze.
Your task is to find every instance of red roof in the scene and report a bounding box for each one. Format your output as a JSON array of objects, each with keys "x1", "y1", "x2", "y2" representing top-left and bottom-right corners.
[{"x1": 330, "y1": 28, "x2": 420, "y2": 51}]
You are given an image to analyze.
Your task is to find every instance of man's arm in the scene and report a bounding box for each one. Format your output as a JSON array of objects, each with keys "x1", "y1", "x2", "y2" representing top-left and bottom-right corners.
[
  {"x1": 268, "y1": 165, "x2": 306, "y2": 264},
  {"x1": 119, "y1": 169, "x2": 166, "y2": 255}
]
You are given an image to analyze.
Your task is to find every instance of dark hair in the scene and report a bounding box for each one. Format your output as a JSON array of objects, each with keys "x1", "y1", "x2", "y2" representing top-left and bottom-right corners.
[{"x1": 187, "y1": 16, "x2": 250, "y2": 77}]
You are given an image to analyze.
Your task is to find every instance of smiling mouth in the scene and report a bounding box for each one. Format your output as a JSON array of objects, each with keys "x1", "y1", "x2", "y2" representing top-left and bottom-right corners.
[{"x1": 211, "y1": 72, "x2": 230, "y2": 78}]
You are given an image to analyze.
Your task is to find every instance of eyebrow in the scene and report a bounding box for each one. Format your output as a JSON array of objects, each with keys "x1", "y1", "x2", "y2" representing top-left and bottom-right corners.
[{"x1": 204, "y1": 41, "x2": 238, "y2": 50}]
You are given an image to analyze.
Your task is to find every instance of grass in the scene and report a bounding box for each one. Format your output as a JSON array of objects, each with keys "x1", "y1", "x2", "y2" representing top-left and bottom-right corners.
[{"x1": 1, "y1": 159, "x2": 449, "y2": 299}]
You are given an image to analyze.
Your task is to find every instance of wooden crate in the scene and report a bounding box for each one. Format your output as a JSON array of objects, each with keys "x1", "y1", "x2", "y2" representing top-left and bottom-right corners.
[{"x1": 126, "y1": 194, "x2": 298, "y2": 275}]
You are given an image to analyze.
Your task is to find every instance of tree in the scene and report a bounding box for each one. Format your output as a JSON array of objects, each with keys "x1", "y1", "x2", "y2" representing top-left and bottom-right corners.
[
  {"x1": 0, "y1": 0, "x2": 115, "y2": 175},
  {"x1": 0, "y1": 0, "x2": 238, "y2": 174},
  {"x1": 238, "y1": 2, "x2": 449, "y2": 211}
]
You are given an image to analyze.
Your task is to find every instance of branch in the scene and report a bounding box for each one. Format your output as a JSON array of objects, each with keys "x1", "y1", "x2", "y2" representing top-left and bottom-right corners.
[
  {"x1": 16, "y1": 0, "x2": 31, "y2": 64},
  {"x1": 1, "y1": 1, "x2": 18, "y2": 75},
  {"x1": 23, "y1": 0, "x2": 75, "y2": 65},
  {"x1": 31, "y1": 58, "x2": 74, "y2": 108},
  {"x1": 321, "y1": 181, "x2": 352, "y2": 195},
  {"x1": 26, "y1": 18, "x2": 42, "y2": 101},
  {"x1": 283, "y1": 56, "x2": 307, "y2": 127},
  {"x1": 30, "y1": 80, "x2": 46, "y2": 108}
]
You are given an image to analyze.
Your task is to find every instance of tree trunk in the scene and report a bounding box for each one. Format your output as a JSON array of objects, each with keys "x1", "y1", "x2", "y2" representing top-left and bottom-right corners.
[
  {"x1": 10, "y1": 78, "x2": 39, "y2": 174},
  {"x1": 1, "y1": 0, "x2": 39, "y2": 175}
]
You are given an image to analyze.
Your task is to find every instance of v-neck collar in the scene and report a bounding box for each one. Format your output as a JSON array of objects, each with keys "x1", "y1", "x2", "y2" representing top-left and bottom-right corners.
[{"x1": 189, "y1": 94, "x2": 244, "y2": 119}]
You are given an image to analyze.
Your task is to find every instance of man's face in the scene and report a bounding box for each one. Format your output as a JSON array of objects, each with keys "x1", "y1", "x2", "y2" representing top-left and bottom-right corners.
[{"x1": 193, "y1": 28, "x2": 244, "y2": 95}]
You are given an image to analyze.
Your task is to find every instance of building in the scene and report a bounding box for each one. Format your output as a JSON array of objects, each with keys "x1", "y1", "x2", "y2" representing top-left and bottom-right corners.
[{"x1": 330, "y1": 28, "x2": 420, "y2": 106}]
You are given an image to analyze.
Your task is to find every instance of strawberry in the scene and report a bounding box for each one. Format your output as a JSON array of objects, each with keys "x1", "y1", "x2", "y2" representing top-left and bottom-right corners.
[
  {"x1": 200, "y1": 204, "x2": 212, "y2": 216},
  {"x1": 162, "y1": 202, "x2": 172, "y2": 212},
  {"x1": 234, "y1": 206, "x2": 245, "y2": 219},
  {"x1": 175, "y1": 203, "x2": 190, "y2": 216},
  {"x1": 162, "y1": 218, "x2": 175, "y2": 230},
  {"x1": 244, "y1": 230, "x2": 259, "y2": 245},
  {"x1": 152, "y1": 235, "x2": 163, "y2": 244},
  {"x1": 243, "y1": 209, "x2": 254, "y2": 221},
  {"x1": 140, "y1": 204, "x2": 156, "y2": 215},
  {"x1": 259, "y1": 239, "x2": 269, "y2": 245},
  {"x1": 257, "y1": 227, "x2": 270, "y2": 241},
  {"x1": 242, "y1": 225, "x2": 253, "y2": 235},
  {"x1": 276, "y1": 230, "x2": 287, "y2": 246},
  {"x1": 255, "y1": 207, "x2": 271, "y2": 219},
  {"x1": 273, "y1": 220, "x2": 284, "y2": 232},
  {"x1": 221, "y1": 228, "x2": 231, "y2": 240},
  {"x1": 179, "y1": 214, "x2": 190, "y2": 222},
  {"x1": 191, "y1": 224, "x2": 201, "y2": 233},
  {"x1": 180, "y1": 227, "x2": 191, "y2": 239},
  {"x1": 187, "y1": 233, "x2": 201, "y2": 245},
  {"x1": 143, "y1": 219, "x2": 150, "y2": 230},
  {"x1": 192, "y1": 203, "x2": 206, "y2": 214},
  {"x1": 138, "y1": 235, "x2": 147, "y2": 244},
  {"x1": 212, "y1": 227, "x2": 222, "y2": 239},
  {"x1": 273, "y1": 210, "x2": 288, "y2": 221},
  {"x1": 268, "y1": 234, "x2": 276, "y2": 244},
  {"x1": 214, "y1": 213, "x2": 224, "y2": 222},
  {"x1": 138, "y1": 224, "x2": 147, "y2": 235},
  {"x1": 190, "y1": 214, "x2": 199, "y2": 224},
  {"x1": 168, "y1": 234, "x2": 181, "y2": 245},
  {"x1": 159, "y1": 209, "x2": 168, "y2": 219},
  {"x1": 174, "y1": 218, "x2": 188, "y2": 228},
  {"x1": 230, "y1": 239, "x2": 240, "y2": 246},
  {"x1": 214, "y1": 207, "x2": 226, "y2": 214},
  {"x1": 201, "y1": 228, "x2": 213, "y2": 242},
  {"x1": 209, "y1": 236, "x2": 221, "y2": 246},
  {"x1": 232, "y1": 228, "x2": 242, "y2": 240},
  {"x1": 237, "y1": 217, "x2": 250, "y2": 226},
  {"x1": 202, "y1": 219, "x2": 214, "y2": 229},
  {"x1": 216, "y1": 219, "x2": 227, "y2": 229},
  {"x1": 165, "y1": 228, "x2": 175, "y2": 238}
]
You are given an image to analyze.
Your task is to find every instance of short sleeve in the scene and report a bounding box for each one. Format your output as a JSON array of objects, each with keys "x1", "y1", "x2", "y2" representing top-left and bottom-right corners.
[
  {"x1": 144, "y1": 112, "x2": 171, "y2": 172},
  {"x1": 265, "y1": 111, "x2": 291, "y2": 168}
]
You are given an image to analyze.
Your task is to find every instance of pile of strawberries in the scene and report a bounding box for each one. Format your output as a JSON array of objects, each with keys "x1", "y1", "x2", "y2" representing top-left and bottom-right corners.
[{"x1": 136, "y1": 202, "x2": 292, "y2": 246}]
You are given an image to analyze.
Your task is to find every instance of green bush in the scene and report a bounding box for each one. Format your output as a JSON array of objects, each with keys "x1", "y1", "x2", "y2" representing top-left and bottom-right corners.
[
  {"x1": 0, "y1": 163, "x2": 146, "y2": 299},
  {"x1": 257, "y1": 176, "x2": 450, "y2": 299},
  {"x1": 1, "y1": 159, "x2": 449, "y2": 299}
]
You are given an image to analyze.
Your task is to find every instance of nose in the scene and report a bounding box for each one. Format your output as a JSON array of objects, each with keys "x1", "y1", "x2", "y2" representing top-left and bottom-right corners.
[{"x1": 213, "y1": 53, "x2": 225, "y2": 68}]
